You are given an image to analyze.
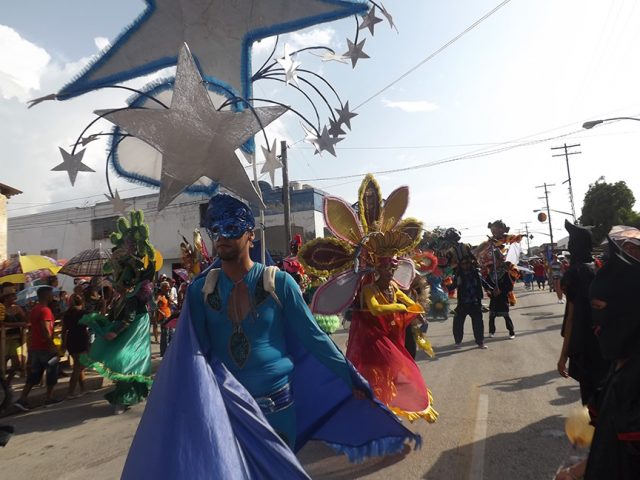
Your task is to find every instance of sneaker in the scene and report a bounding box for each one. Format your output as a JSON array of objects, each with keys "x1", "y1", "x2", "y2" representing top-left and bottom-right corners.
[
  {"x1": 454, "y1": 343, "x2": 462, "y2": 349},
  {"x1": 13, "y1": 399, "x2": 30, "y2": 412},
  {"x1": 44, "y1": 398, "x2": 63, "y2": 408},
  {"x1": 488, "y1": 333, "x2": 494, "y2": 338},
  {"x1": 478, "y1": 344, "x2": 488, "y2": 349},
  {"x1": 113, "y1": 404, "x2": 130, "y2": 415},
  {"x1": 509, "y1": 334, "x2": 516, "y2": 339},
  {"x1": 558, "y1": 299, "x2": 565, "y2": 304}
]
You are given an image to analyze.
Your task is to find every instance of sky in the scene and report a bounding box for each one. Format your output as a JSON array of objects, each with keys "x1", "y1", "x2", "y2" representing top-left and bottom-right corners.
[{"x1": 2, "y1": 0, "x2": 640, "y2": 247}]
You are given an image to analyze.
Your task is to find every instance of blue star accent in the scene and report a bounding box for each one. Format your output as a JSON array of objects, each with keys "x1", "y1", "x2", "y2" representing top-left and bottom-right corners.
[{"x1": 57, "y1": 0, "x2": 368, "y2": 102}]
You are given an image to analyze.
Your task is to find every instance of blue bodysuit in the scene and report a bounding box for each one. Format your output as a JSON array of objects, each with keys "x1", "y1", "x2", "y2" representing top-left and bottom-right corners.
[{"x1": 190, "y1": 263, "x2": 353, "y2": 445}]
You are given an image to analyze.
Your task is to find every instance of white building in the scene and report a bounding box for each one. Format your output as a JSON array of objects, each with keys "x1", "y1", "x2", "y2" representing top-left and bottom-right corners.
[{"x1": 8, "y1": 182, "x2": 327, "y2": 285}]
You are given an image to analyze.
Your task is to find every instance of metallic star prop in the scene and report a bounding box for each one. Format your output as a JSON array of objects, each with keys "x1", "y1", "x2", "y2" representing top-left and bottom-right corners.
[
  {"x1": 57, "y1": 0, "x2": 367, "y2": 101},
  {"x1": 52, "y1": 147, "x2": 95, "y2": 186},
  {"x1": 70, "y1": 132, "x2": 102, "y2": 148},
  {"x1": 358, "y1": 6, "x2": 383, "y2": 35},
  {"x1": 96, "y1": 44, "x2": 286, "y2": 210},
  {"x1": 105, "y1": 190, "x2": 130, "y2": 215},
  {"x1": 303, "y1": 125, "x2": 343, "y2": 157},
  {"x1": 343, "y1": 38, "x2": 370, "y2": 68},
  {"x1": 335, "y1": 101, "x2": 358, "y2": 130},
  {"x1": 276, "y1": 44, "x2": 302, "y2": 86},
  {"x1": 380, "y1": 3, "x2": 399, "y2": 32},
  {"x1": 313, "y1": 51, "x2": 348, "y2": 64},
  {"x1": 328, "y1": 117, "x2": 346, "y2": 137},
  {"x1": 260, "y1": 139, "x2": 282, "y2": 185}
]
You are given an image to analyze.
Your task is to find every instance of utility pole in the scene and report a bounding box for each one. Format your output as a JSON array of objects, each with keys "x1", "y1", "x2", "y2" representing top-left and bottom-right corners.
[
  {"x1": 281, "y1": 140, "x2": 292, "y2": 255},
  {"x1": 551, "y1": 143, "x2": 581, "y2": 222},
  {"x1": 521, "y1": 222, "x2": 532, "y2": 255},
  {"x1": 536, "y1": 183, "x2": 556, "y2": 253}
]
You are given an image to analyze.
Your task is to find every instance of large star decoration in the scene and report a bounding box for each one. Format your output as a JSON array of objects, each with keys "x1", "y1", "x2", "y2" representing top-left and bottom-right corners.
[
  {"x1": 260, "y1": 139, "x2": 282, "y2": 185},
  {"x1": 303, "y1": 125, "x2": 343, "y2": 157},
  {"x1": 96, "y1": 44, "x2": 287, "y2": 210},
  {"x1": 276, "y1": 44, "x2": 302, "y2": 86},
  {"x1": 343, "y1": 38, "x2": 370, "y2": 68},
  {"x1": 52, "y1": 147, "x2": 95, "y2": 186},
  {"x1": 359, "y1": 6, "x2": 383, "y2": 35},
  {"x1": 328, "y1": 117, "x2": 346, "y2": 137},
  {"x1": 105, "y1": 190, "x2": 130, "y2": 215},
  {"x1": 56, "y1": 0, "x2": 367, "y2": 101}
]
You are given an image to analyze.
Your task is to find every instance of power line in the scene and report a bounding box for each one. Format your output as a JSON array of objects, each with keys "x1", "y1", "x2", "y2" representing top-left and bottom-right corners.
[{"x1": 353, "y1": 0, "x2": 513, "y2": 111}]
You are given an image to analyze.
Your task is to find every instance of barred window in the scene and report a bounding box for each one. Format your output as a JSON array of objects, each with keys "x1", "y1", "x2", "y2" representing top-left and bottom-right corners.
[{"x1": 91, "y1": 216, "x2": 118, "y2": 240}]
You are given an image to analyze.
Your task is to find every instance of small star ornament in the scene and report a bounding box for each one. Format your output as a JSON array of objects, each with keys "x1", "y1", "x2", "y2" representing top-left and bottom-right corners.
[
  {"x1": 260, "y1": 139, "x2": 282, "y2": 184},
  {"x1": 105, "y1": 190, "x2": 130, "y2": 215},
  {"x1": 335, "y1": 101, "x2": 358, "y2": 130},
  {"x1": 52, "y1": 147, "x2": 95, "y2": 186},
  {"x1": 380, "y1": 3, "x2": 399, "y2": 32},
  {"x1": 97, "y1": 43, "x2": 286, "y2": 210},
  {"x1": 276, "y1": 44, "x2": 302, "y2": 86},
  {"x1": 328, "y1": 117, "x2": 346, "y2": 137},
  {"x1": 343, "y1": 38, "x2": 370, "y2": 68},
  {"x1": 313, "y1": 51, "x2": 348, "y2": 64},
  {"x1": 359, "y1": 6, "x2": 383, "y2": 35},
  {"x1": 303, "y1": 125, "x2": 342, "y2": 157}
]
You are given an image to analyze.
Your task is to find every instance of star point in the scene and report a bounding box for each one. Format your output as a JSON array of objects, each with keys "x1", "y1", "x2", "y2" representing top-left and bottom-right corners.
[
  {"x1": 276, "y1": 44, "x2": 302, "y2": 87},
  {"x1": 260, "y1": 139, "x2": 283, "y2": 185},
  {"x1": 335, "y1": 101, "x2": 358, "y2": 130},
  {"x1": 105, "y1": 190, "x2": 130, "y2": 215},
  {"x1": 359, "y1": 6, "x2": 383, "y2": 35},
  {"x1": 303, "y1": 125, "x2": 342, "y2": 157},
  {"x1": 52, "y1": 147, "x2": 95, "y2": 186}
]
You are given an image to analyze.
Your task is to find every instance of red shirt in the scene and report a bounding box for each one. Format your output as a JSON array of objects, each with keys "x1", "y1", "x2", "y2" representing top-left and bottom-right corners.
[
  {"x1": 29, "y1": 303, "x2": 55, "y2": 350},
  {"x1": 533, "y1": 264, "x2": 545, "y2": 276}
]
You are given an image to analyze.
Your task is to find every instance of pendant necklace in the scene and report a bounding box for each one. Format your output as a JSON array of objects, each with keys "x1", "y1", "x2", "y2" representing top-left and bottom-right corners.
[{"x1": 228, "y1": 278, "x2": 250, "y2": 368}]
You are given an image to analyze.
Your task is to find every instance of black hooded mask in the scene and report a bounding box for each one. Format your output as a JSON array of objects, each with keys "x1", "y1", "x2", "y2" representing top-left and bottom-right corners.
[
  {"x1": 565, "y1": 220, "x2": 593, "y2": 264},
  {"x1": 589, "y1": 235, "x2": 640, "y2": 361}
]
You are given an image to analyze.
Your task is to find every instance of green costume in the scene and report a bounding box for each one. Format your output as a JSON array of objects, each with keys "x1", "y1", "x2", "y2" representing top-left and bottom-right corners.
[{"x1": 81, "y1": 211, "x2": 156, "y2": 407}]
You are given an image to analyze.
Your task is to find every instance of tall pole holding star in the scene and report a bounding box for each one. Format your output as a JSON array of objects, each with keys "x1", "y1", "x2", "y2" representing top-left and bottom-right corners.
[{"x1": 281, "y1": 140, "x2": 292, "y2": 253}]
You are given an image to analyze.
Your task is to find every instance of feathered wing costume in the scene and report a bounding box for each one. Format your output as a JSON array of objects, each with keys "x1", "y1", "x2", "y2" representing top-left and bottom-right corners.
[{"x1": 299, "y1": 174, "x2": 438, "y2": 423}]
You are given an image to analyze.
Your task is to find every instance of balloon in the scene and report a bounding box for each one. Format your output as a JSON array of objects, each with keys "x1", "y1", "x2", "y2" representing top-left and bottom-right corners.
[
  {"x1": 538, "y1": 212, "x2": 548, "y2": 223},
  {"x1": 565, "y1": 406, "x2": 594, "y2": 448}
]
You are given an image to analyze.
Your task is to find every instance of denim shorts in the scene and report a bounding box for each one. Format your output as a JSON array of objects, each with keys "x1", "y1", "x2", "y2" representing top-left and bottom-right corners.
[{"x1": 26, "y1": 350, "x2": 59, "y2": 387}]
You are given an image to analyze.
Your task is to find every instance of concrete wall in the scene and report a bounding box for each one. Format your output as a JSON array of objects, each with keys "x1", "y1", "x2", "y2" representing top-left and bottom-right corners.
[{"x1": 0, "y1": 194, "x2": 6, "y2": 262}]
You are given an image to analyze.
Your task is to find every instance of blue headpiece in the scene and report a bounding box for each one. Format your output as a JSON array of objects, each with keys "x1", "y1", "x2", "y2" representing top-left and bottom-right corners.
[{"x1": 205, "y1": 194, "x2": 255, "y2": 240}]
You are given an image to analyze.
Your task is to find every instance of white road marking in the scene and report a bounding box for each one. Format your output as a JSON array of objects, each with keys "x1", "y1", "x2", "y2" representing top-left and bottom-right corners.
[{"x1": 469, "y1": 393, "x2": 489, "y2": 480}]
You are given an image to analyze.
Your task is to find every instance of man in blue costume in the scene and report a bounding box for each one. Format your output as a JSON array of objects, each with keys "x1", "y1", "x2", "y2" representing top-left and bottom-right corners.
[{"x1": 122, "y1": 194, "x2": 420, "y2": 480}]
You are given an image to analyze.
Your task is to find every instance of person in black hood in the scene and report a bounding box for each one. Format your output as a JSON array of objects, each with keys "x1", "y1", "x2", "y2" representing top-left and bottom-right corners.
[
  {"x1": 582, "y1": 228, "x2": 640, "y2": 480},
  {"x1": 557, "y1": 220, "x2": 609, "y2": 405}
]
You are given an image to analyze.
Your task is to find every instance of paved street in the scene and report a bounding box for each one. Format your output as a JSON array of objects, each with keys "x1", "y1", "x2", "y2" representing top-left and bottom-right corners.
[{"x1": 0, "y1": 285, "x2": 585, "y2": 479}]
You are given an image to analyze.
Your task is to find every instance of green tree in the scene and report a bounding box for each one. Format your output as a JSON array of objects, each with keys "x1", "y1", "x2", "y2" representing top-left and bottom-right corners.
[{"x1": 579, "y1": 178, "x2": 640, "y2": 244}]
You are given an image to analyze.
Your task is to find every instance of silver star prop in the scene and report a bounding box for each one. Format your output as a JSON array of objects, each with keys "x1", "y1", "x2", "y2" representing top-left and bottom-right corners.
[
  {"x1": 96, "y1": 43, "x2": 286, "y2": 210},
  {"x1": 380, "y1": 3, "x2": 399, "y2": 32},
  {"x1": 359, "y1": 6, "x2": 383, "y2": 35},
  {"x1": 105, "y1": 190, "x2": 130, "y2": 215},
  {"x1": 52, "y1": 147, "x2": 95, "y2": 186},
  {"x1": 313, "y1": 51, "x2": 348, "y2": 64},
  {"x1": 70, "y1": 132, "x2": 102, "y2": 148},
  {"x1": 343, "y1": 38, "x2": 370, "y2": 68},
  {"x1": 303, "y1": 124, "x2": 342, "y2": 157},
  {"x1": 335, "y1": 101, "x2": 358, "y2": 130},
  {"x1": 328, "y1": 117, "x2": 346, "y2": 137},
  {"x1": 260, "y1": 139, "x2": 282, "y2": 184},
  {"x1": 276, "y1": 44, "x2": 302, "y2": 86}
]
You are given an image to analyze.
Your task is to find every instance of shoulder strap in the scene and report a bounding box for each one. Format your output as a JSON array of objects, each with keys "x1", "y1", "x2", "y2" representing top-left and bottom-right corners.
[
  {"x1": 263, "y1": 266, "x2": 282, "y2": 308},
  {"x1": 202, "y1": 268, "x2": 221, "y2": 301}
]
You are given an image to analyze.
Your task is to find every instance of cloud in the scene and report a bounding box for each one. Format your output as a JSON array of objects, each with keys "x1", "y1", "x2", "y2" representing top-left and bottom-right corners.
[
  {"x1": 289, "y1": 27, "x2": 336, "y2": 50},
  {"x1": 0, "y1": 25, "x2": 51, "y2": 101},
  {"x1": 94, "y1": 36, "x2": 110, "y2": 51},
  {"x1": 381, "y1": 98, "x2": 438, "y2": 113}
]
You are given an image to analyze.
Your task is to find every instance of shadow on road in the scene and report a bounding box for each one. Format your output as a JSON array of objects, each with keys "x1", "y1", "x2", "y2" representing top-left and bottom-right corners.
[
  {"x1": 550, "y1": 384, "x2": 581, "y2": 406},
  {"x1": 479, "y1": 370, "x2": 558, "y2": 392},
  {"x1": 424, "y1": 416, "x2": 579, "y2": 480},
  {"x1": 299, "y1": 441, "x2": 408, "y2": 479}
]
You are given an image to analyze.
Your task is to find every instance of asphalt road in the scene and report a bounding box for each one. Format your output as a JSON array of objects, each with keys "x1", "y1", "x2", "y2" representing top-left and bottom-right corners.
[{"x1": 0, "y1": 284, "x2": 586, "y2": 479}]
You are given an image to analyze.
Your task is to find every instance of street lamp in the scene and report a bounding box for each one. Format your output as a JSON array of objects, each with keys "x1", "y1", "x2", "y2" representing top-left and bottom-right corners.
[{"x1": 582, "y1": 117, "x2": 640, "y2": 129}]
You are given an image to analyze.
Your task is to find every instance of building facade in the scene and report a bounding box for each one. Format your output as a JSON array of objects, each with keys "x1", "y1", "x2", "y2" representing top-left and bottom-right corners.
[{"x1": 8, "y1": 183, "x2": 327, "y2": 282}]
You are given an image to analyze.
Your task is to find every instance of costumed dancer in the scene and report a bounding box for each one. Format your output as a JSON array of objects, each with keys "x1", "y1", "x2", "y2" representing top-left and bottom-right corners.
[
  {"x1": 299, "y1": 174, "x2": 438, "y2": 424},
  {"x1": 122, "y1": 194, "x2": 420, "y2": 480},
  {"x1": 483, "y1": 254, "x2": 516, "y2": 339},
  {"x1": 557, "y1": 220, "x2": 609, "y2": 405},
  {"x1": 80, "y1": 210, "x2": 155, "y2": 415}
]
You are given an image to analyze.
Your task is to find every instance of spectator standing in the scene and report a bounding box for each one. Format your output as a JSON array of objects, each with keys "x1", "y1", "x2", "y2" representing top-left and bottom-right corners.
[
  {"x1": 62, "y1": 294, "x2": 89, "y2": 398},
  {"x1": 1, "y1": 284, "x2": 27, "y2": 385},
  {"x1": 533, "y1": 260, "x2": 546, "y2": 290},
  {"x1": 14, "y1": 287, "x2": 62, "y2": 410},
  {"x1": 550, "y1": 256, "x2": 564, "y2": 302}
]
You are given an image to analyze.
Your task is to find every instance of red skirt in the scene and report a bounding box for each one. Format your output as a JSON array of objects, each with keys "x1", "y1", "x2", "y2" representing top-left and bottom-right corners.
[{"x1": 346, "y1": 309, "x2": 438, "y2": 423}]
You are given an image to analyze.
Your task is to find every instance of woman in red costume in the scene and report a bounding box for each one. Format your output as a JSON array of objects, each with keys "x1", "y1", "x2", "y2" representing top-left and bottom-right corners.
[{"x1": 347, "y1": 256, "x2": 437, "y2": 422}]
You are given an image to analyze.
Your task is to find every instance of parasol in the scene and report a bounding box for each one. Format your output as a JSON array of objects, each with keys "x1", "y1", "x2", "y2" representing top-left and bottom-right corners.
[
  {"x1": 59, "y1": 248, "x2": 112, "y2": 277},
  {"x1": 0, "y1": 255, "x2": 62, "y2": 284},
  {"x1": 16, "y1": 285, "x2": 61, "y2": 306}
]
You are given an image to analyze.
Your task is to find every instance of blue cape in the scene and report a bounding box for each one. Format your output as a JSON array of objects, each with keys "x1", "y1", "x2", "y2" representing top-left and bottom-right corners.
[{"x1": 122, "y1": 278, "x2": 420, "y2": 479}]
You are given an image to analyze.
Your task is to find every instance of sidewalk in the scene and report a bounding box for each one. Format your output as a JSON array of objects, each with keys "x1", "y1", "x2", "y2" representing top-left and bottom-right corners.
[{"x1": 1, "y1": 342, "x2": 162, "y2": 417}]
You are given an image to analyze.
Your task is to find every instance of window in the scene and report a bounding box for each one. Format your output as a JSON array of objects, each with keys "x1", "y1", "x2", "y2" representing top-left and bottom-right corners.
[
  {"x1": 91, "y1": 216, "x2": 118, "y2": 240},
  {"x1": 199, "y1": 202, "x2": 208, "y2": 227}
]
